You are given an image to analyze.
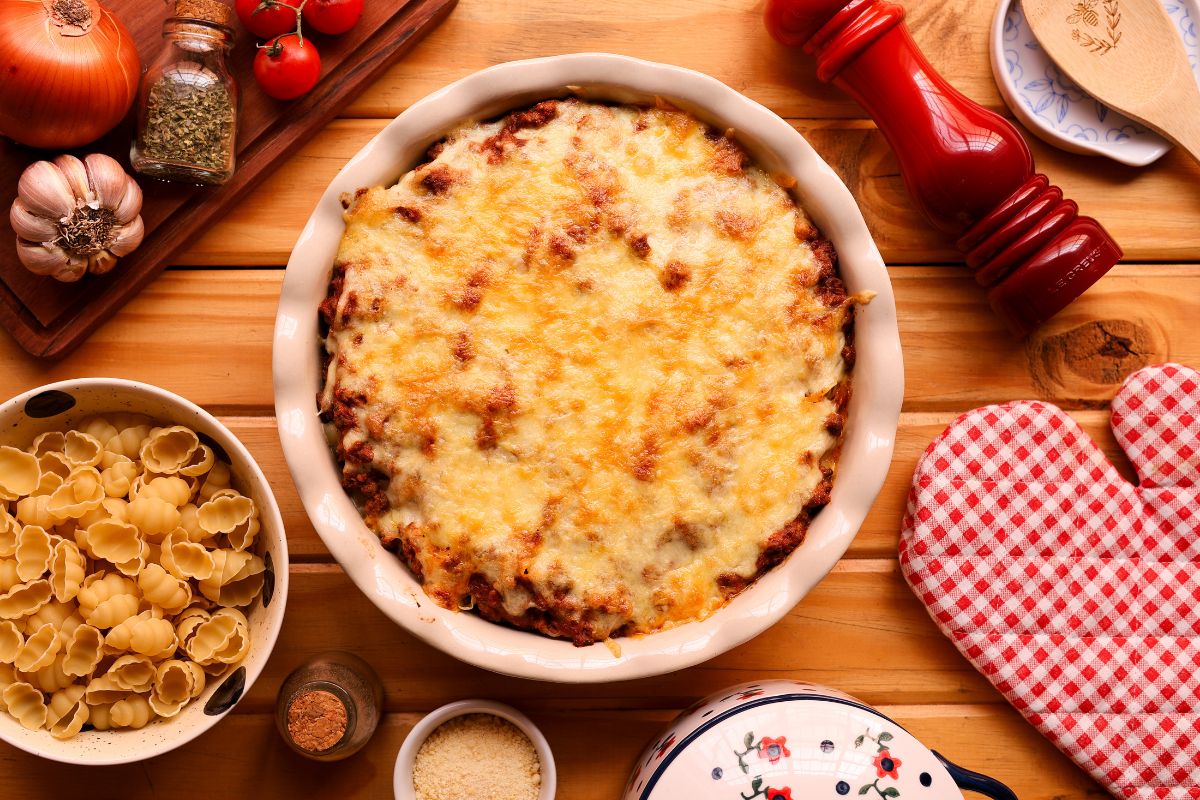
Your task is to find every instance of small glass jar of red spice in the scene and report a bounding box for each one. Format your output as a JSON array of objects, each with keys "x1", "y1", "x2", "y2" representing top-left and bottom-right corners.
[
  {"x1": 275, "y1": 651, "x2": 384, "y2": 761},
  {"x1": 131, "y1": 0, "x2": 239, "y2": 185}
]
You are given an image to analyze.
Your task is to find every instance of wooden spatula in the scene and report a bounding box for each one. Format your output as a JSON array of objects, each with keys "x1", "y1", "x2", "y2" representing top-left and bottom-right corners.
[{"x1": 1021, "y1": 0, "x2": 1200, "y2": 163}]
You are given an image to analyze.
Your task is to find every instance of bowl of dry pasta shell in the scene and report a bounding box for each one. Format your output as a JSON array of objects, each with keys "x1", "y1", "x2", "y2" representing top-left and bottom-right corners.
[{"x1": 0, "y1": 378, "x2": 288, "y2": 765}]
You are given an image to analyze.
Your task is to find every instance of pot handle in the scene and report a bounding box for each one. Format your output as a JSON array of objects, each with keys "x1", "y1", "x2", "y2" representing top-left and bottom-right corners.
[{"x1": 932, "y1": 751, "x2": 1017, "y2": 800}]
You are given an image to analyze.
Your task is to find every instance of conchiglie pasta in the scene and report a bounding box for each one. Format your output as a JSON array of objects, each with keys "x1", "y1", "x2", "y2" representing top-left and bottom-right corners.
[
  {"x1": 15, "y1": 525, "x2": 53, "y2": 582},
  {"x1": 49, "y1": 539, "x2": 86, "y2": 602},
  {"x1": 76, "y1": 572, "x2": 138, "y2": 620},
  {"x1": 63, "y1": 624, "x2": 104, "y2": 677},
  {"x1": 0, "y1": 446, "x2": 40, "y2": 501},
  {"x1": 29, "y1": 432, "x2": 65, "y2": 458},
  {"x1": 197, "y1": 460, "x2": 231, "y2": 503},
  {"x1": 46, "y1": 685, "x2": 88, "y2": 739},
  {"x1": 3, "y1": 681, "x2": 47, "y2": 729},
  {"x1": 153, "y1": 659, "x2": 204, "y2": 704},
  {"x1": 100, "y1": 460, "x2": 139, "y2": 498},
  {"x1": 178, "y1": 444, "x2": 215, "y2": 478},
  {"x1": 0, "y1": 580, "x2": 52, "y2": 620},
  {"x1": 85, "y1": 519, "x2": 142, "y2": 564},
  {"x1": 106, "y1": 654, "x2": 156, "y2": 692},
  {"x1": 127, "y1": 496, "x2": 181, "y2": 538},
  {"x1": 160, "y1": 532, "x2": 214, "y2": 581},
  {"x1": 31, "y1": 469, "x2": 64, "y2": 497},
  {"x1": 138, "y1": 564, "x2": 191, "y2": 614},
  {"x1": 14, "y1": 494, "x2": 59, "y2": 529},
  {"x1": 0, "y1": 620, "x2": 23, "y2": 662},
  {"x1": 62, "y1": 430, "x2": 103, "y2": 468},
  {"x1": 135, "y1": 476, "x2": 192, "y2": 507},
  {"x1": 84, "y1": 673, "x2": 128, "y2": 706},
  {"x1": 109, "y1": 693, "x2": 154, "y2": 729},
  {"x1": 76, "y1": 417, "x2": 119, "y2": 446},
  {"x1": 85, "y1": 592, "x2": 140, "y2": 629},
  {"x1": 14, "y1": 623, "x2": 61, "y2": 672},
  {"x1": 105, "y1": 425, "x2": 149, "y2": 458},
  {"x1": 87, "y1": 701, "x2": 115, "y2": 731},
  {"x1": 21, "y1": 653, "x2": 74, "y2": 694},
  {"x1": 47, "y1": 467, "x2": 105, "y2": 519},
  {"x1": 140, "y1": 427, "x2": 200, "y2": 475}
]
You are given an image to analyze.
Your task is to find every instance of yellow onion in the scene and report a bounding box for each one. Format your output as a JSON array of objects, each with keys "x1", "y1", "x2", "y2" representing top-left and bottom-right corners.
[
  {"x1": 0, "y1": 0, "x2": 141, "y2": 149},
  {"x1": 10, "y1": 153, "x2": 144, "y2": 282}
]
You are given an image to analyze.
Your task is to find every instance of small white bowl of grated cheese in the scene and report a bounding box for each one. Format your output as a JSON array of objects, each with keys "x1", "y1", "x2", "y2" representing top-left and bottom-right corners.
[{"x1": 394, "y1": 699, "x2": 556, "y2": 800}]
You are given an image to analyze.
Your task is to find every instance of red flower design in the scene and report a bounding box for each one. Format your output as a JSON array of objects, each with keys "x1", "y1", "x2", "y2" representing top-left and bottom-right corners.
[
  {"x1": 767, "y1": 789, "x2": 793, "y2": 800},
  {"x1": 759, "y1": 736, "x2": 791, "y2": 764},
  {"x1": 874, "y1": 750, "x2": 902, "y2": 778},
  {"x1": 656, "y1": 735, "x2": 676, "y2": 758},
  {"x1": 737, "y1": 689, "x2": 765, "y2": 700}
]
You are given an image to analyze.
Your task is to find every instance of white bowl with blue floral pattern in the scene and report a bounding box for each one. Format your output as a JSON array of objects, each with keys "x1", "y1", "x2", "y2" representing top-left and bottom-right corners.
[
  {"x1": 623, "y1": 681, "x2": 1017, "y2": 800},
  {"x1": 991, "y1": 0, "x2": 1200, "y2": 166}
]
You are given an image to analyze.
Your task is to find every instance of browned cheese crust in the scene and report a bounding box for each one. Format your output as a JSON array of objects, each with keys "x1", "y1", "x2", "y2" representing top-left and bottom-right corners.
[{"x1": 320, "y1": 99, "x2": 857, "y2": 645}]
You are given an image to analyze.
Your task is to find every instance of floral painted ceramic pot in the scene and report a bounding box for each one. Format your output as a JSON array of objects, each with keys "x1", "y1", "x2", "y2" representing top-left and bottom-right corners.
[{"x1": 624, "y1": 681, "x2": 1016, "y2": 800}]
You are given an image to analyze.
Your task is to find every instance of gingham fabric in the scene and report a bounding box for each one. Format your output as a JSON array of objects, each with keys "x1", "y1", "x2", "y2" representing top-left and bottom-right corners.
[{"x1": 899, "y1": 364, "x2": 1200, "y2": 799}]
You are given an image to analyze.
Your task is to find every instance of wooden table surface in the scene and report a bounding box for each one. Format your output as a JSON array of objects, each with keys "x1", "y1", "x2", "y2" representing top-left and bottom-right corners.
[{"x1": 3, "y1": 0, "x2": 1198, "y2": 797}]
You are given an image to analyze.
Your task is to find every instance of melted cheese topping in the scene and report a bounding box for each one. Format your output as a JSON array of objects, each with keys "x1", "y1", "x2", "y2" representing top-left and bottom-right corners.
[{"x1": 325, "y1": 99, "x2": 851, "y2": 642}]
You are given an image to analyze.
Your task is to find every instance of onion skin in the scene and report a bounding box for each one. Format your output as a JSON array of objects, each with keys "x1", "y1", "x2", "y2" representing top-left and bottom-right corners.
[{"x1": 0, "y1": 0, "x2": 141, "y2": 150}]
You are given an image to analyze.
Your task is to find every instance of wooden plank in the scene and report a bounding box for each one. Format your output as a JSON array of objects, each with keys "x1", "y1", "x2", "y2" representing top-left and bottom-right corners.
[
  {"x1": 223, "y1": 409, "x2": 1129, "y2": 561},
  {"x1": 342, "y1": 0, "x2": 1015, "y2": 121},
  {"x1": 0, "y1": 0, "x2": 457, "y2": 359},
  {"x1": 232, "y1": 563, "x2": 990, "y2": 711},
  {"x1": 179, "y1": 120, "x2": 1200, "y2": 266},
  {"x1": 0, "y1": 706, "x2": 1102, "y2": 799},
  {"x1": 1, "y1": 267, "x2": 1194, "y2": 413}
]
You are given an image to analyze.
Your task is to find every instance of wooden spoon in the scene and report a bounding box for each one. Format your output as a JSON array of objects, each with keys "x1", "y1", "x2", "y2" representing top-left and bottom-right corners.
[{"x1": 1021, "y1": 0, "x2": 1200, "y2": 163}]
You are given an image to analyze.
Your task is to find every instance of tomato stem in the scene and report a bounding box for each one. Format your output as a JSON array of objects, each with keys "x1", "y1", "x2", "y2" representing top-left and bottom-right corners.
[{"x1": 252, "y1": 0, "x2": 309, "y2": 46}]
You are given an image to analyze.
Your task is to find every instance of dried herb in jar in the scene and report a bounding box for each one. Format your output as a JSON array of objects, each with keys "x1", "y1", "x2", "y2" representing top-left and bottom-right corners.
[
  {"x1": 131, "y1": 0, "x2": 239, "y2": 185},
  {"x1": 142, "y1": 64, "x2": 235, "y2": 172}
]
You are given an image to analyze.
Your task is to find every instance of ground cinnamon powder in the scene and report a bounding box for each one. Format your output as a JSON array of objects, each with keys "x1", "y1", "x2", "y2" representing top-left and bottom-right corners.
[{"x1": 287, "y1": 690, "x2": 349, "y2": 752}]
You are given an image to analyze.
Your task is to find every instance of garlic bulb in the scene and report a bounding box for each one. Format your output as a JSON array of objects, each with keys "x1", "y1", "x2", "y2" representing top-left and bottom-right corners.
[{"x1": 10, "y1": 154, "x2": 144, "y2": 283}]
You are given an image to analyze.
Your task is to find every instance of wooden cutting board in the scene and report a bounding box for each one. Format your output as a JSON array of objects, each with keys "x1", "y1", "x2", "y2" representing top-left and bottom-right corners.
[{"x1": 0, "y1": 0, "x2": 455, "y2": 359}]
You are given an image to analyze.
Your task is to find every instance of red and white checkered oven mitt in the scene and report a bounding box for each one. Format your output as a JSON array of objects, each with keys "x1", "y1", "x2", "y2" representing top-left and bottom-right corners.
[{"x1": 899, "y1": 364, "x2": 1200, "y2": 799}]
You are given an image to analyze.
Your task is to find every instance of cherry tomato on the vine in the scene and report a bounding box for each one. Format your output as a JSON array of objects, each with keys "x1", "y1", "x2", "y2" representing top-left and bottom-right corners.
[
  {"x1": 253, "y1": 34, "x2": 322, "y2": 100},
  {"x1": 235, "y1": 0, "x2": 302, "y2": 40},
  {"x1": 302, "y1": 0, "x2": 364, "y2": 35}
]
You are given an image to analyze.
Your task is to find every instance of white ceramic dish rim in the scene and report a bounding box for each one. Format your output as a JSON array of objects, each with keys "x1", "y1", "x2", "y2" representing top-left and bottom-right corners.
[
  {"x1": 392, "y1": 699, "x2": 556, "y2": 800},
  {"x1": 273, "y1": 53, "x2": 903, "y2": 683},
  {"x1": 0, "y1": 377, "x2": 289, "y2": 765},
  {"x1": 989, "y1": 0, "x2": 1200, "y2": 166}
]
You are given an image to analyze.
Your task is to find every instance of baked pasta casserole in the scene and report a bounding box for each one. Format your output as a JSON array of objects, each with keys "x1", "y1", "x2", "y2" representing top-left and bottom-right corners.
[{"x1": 320, "y1": 98, "x2": 858, "y2": 645}]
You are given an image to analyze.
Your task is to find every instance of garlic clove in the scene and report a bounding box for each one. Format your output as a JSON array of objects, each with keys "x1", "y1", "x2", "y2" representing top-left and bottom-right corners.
[
  {"x1": 9, "y1": 198, "x2": 59, "y2": 242},
  {"x1": 53, "y1": 258, "x2": 89, "y2": 282},
  {"x1": 112, "y1": 177, "x2": 143, "y2": 226},
  {"x1": 16, "y1": 240, "x2": 70, "y2": 276},
  {"x1": 108, "y1": 216, "x2": 144, "y2": 257},
  {"x1": 87, "y1": 251, "x2": 119, "y2": 275},
  {"x1": 17, "y1": 161, "x2": 75, "y2": 220},
  {"x1": 83, "y1": 154, "x2": 133, "y2": 211},
  {"x1": 52, "y1": 155, "x2": 94, "y2": 205}
]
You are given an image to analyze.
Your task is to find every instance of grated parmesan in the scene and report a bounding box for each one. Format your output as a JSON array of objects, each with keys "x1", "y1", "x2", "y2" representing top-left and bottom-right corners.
[{"x1": 412, "y1": 714, "x2": 542, "y2": 800}]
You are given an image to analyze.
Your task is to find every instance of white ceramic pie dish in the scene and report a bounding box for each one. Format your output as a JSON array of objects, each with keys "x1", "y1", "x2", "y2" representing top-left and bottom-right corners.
[{"x1": 273, "y1": 53, "x2": 903, "y2": 683}]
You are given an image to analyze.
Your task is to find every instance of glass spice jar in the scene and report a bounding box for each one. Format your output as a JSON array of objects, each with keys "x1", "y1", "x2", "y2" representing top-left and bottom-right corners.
[
  {"x1": 131, "y1": 0, "x2": 239, "y2": 185},
  {"x1": 275, "y1": 651, "x2": 384, "y2": 761}
]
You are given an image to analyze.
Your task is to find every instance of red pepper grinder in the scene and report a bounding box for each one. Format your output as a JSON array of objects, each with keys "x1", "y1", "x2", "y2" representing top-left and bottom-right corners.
[{"x1": 765, "y1": 0, "x2": 1123, "y2": 335}]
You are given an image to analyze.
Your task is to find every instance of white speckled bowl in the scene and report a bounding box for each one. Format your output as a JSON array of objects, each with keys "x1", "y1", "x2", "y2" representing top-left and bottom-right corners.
[
  {"x1": 0, "y1": 379, "x2": 288, "y2": 765},
  {"x1": 991, "y1": 0, "x2": 1200, "y2": 166},
  {"x1": 274, "y1": 53, "x2": 903, "y2": 683},
  {"x1": 393, "y1": 700, "x2": 556, "y2": 800}
]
